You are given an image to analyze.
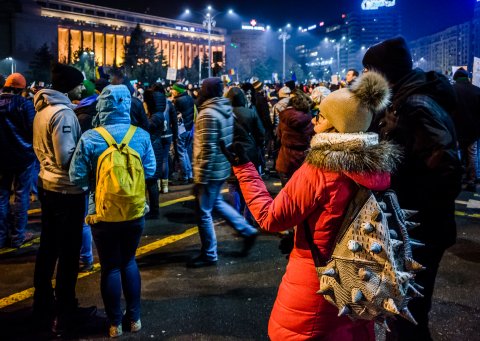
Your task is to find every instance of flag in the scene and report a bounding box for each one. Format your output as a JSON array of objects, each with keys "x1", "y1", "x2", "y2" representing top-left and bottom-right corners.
[
  {"x1": 228, "y1": 68, "x2": 235, "y2": 76},
  {"x1": 291, "y1": 72, "x2": 297, "y2": 82}
]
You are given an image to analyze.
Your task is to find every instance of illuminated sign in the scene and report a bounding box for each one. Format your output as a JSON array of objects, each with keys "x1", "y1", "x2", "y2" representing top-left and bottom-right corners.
[
  {"x1": 250, "y1": 19, "x2": 257, "y2": 27},
  {"x1": 361, "y1": 0, "x2": 396, "y2": 10},
  {"x1": 242, "y1": 20, "x2": 265, "y2": 31},
  {"x1": 307, "y1": 25, "x2": 317, "y2": 31}
]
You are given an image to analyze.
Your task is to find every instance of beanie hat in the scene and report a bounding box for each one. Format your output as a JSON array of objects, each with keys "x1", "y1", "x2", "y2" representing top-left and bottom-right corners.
[
  {"x1": 278, "y1": 86, "x2": 291, "y2": 99},
  {"x1": 81, "y1": 79, "x2": 95, "y2": 98},
  {"x1": 453, "y1": 67, "x2": 469, "y2": 81},
  {"x1": 285, "y1": 80, "x2": 296, "y2": 91},
  {"x1": 51, "y1": 63, "x2": 84, "y2": 94},
  {"x1": 197, "y1": 77, "x2": 223, "y2": 106},
  {"x1": 320, "y1": 71, "x2": 390, "y2": 133},
  {"x1": 172, "y1": 83, "x2": 186, "y2": 94},
  {"x1": 362, "y1": 36, "x2": 412, "y2": 84},
  {"x1": 252, "y1": 80, "x2": 263, "y2": 92},
  {"x1": 5, "y1": 73, "x2": 27, "y2": 89}
]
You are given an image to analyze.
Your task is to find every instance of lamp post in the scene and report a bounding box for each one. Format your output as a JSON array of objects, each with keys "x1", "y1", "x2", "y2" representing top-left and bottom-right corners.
[
  {"x1": 6, "y1": 57, "x2": 15, "y2": 74},
  {"x1": 278, "y1": 28, "x2": 291, "y2": 82}
]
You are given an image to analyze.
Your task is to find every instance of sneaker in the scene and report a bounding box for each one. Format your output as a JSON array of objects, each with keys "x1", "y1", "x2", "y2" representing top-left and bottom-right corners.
[
  {"x1": 11, "y1": 232, "x2": 35, "y2": 248},
  {"x1": 109, "y1": 324, "x2": 123, "y2": 338},
  {"x1": 79, "y1": 262, "x2": 94, "y2": 273},
  {"x1": 52, "y1": 305, "x2": 97, "y2": 335},
  {"x1": 161, "y1": 179, "x2": 169, "y2": 193},
  {"x1": 130, "y1": 319, "x2": 142, "y2": 332},
  {"x1": 186, "y1": 255, "x2": 217, "y2": 268}
]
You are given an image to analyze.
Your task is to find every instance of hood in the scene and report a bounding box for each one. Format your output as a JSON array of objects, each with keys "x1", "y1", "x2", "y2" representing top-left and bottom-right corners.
[
  {"x1": 305, "y1": 132, "x2": 401, "y2": 188},
  {"x1": 144, "y1": 91, "x2": 166, "y2": 114},
  {"x1": 282, "y1": 107, "x2": 312, "y2": 129},
  {"x1": 93, "y1": 85, "x2": 131, "y2": 126},
  {"x1": 391, "y1": 69, "x2": 457, "y2": 114},
  {"x1": 199, "y1": 97, "x2": 232, "y2": 118},
  {"x1": 34, "y1": 89, "x2": 75, "y2": 112}
]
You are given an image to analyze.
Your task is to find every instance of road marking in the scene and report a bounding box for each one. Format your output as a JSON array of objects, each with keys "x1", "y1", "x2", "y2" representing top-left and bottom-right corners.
[
  {"x1": 455, "y1": 211, "x2": 480, "y2": 218},
  {"x1": 0, "y1": 226, "x2": 200, "y2": 309}
]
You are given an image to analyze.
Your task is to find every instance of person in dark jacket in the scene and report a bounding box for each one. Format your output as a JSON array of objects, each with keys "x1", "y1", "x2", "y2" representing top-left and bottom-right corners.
[
  {"x1": 253, "y1": 80, "x2": 272, "y2": 173},
  {"x1": 362, "y1": 36, "x2": 462, "y2": 341},
  {"x1": 451, "y1": 68, "x2": 480, "y2": 192},
  {"x1": 0, "y1": 73, "x2": 36, "y2": 248},
  {"x1": 276, "y1": 90, "x2": 315, "y2": 186},
  {"x1": 172, "y1": 82, "x2": 195, "y2": 185},
  {"x1": 144, "y1": 84, "x2": 178, "y2": 218},
  {"x1": 110, "y1": 70, "x2": 149, "y2": 132},
  {"x1": 225, "y1": 87, "x2": 265, "y2": 225}
]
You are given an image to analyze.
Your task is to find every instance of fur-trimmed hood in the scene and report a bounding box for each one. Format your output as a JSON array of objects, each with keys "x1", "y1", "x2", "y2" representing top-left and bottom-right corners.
[{"x1": 305, "y1": 132, "x2": 401, "y2": 175}]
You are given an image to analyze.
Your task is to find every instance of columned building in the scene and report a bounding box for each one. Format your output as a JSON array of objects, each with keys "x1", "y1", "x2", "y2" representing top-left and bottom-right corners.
[{"x1": 0, "y1": 0, "x2": 226, "y2": 73}]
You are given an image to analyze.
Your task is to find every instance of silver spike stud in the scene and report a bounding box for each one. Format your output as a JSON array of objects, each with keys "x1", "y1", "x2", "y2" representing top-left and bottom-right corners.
[
  {"x1": 318, "y1": 281, "x2": 333, "y2": 295},
  {"x1": 374, "y1": 211, "x2": 383, "y2": 222},
  {"x1": 401, "y1": 307, "x2": 418, "y2": 325},
  {"x1": 370, "y1": 242, "x2": 382, "y2": 254},
  {"x1": 397, "y1": 271, "x2": 414, "y2": 284},
  {"x1": 391, "y1": 239, "x2": 403, "y2": 250},
  {"x1": 410, "y1": 239, "x2": 426, "y2": 249},
  {"x1": 384, "y1": 213, "x2": 393, "y2": 219},
  {"x1": 413, "y1": 282, "x2": 425, "y2": 291},
  {"x1": 383, "y1": 319, "x2": 391, "y2": 332},
  {"x1": 322, "y1": 267, "x2": 337, "y2": 277},
  {"x1": 338, "y1": 305, "x2": 351, "y2": 317},
  {"x1": 358, "y1": 268, "x2": 372, "y2": 281},
  {"x1": 379, "y1": 201, "x2": 387, "y2": 211},
  {"x1": 405, "y1": 258, "x2": 425, "y2": 272},
  {"x1": 402, "y1": 209, "x2": 418, "y2": 219},
  {"x1": 361, "y1": 222, "x2": 374, "y2": 233},
  {"x1": 389, "y1": 229, "x2": 398, "y2": 239},
  {"x1": 405, "y1": 221, "x2": 421, "y2": 230},
  {"x1": 407, "y1": 283, "x2": 424, "y2": 298},
  {"x1": 383, "y1": 298, "x2": 400, "y2": 314},
  {"x1": 351, "y1": 288, "x2": 364, "y2": 303},
  {"x1": 348, "y1": 240, "x2": 362, "y2": 252}
]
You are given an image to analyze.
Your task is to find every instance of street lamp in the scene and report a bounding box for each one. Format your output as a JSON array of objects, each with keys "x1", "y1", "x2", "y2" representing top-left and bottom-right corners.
[
  {"x1": 278, "y1": 27, "x2": 291, "y2": 82},
  {"x1": 6, "y1": 57, "x2": 15, "y2": 74}
]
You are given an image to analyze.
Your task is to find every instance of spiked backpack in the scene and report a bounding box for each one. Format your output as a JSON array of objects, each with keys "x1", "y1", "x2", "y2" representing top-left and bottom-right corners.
[{"x1": 304, "y1": 186, "x2": 425, "y2": 330}]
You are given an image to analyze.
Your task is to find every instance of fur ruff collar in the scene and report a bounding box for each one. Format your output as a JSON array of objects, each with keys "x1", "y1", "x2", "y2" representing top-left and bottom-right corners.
[{"x1": 305, "y1": 132, "x2": 401, "y2": 173}]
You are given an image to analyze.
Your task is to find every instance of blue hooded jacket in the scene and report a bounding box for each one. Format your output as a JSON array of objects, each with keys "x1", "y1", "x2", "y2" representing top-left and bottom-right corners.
[{"x1": 69, "y1": 85, "x2": 156, "y2": 213}]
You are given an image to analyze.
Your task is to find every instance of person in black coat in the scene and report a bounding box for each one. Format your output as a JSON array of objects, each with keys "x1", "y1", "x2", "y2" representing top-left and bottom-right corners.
[
  {"x1": 363, "y1": 36, "x2": 462, "y2": 341},
  {"x1": 451, "y1": 68, "x2": 480, "y2": 192}
]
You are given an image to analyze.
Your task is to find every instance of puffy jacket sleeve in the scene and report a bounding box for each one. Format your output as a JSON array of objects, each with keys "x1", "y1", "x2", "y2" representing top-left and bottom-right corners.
[
  {"x1": 69, "y1": 135, "x2": 93, "y2": 190},
  {"x1": 233, "y1": 162, "x2": 321, "y2": 232},
  {"x1": 142, "y1": 136, "x2": 156, "y2": 179},
  {"x1": 194, "y1": 110, "x2": 217, "y2": 184}
]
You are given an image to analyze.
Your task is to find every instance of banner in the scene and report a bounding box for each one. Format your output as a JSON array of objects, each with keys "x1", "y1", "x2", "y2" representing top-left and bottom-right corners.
[
  {"x1": 166, "y1": 68, "x2": 177, "y2": 81},
  {"x1": 472, "y1": 57, "x2": 480, "y2": 87}
]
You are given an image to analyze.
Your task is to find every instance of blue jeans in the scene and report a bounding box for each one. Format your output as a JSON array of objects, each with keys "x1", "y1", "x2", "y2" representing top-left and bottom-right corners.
[
  {"x1": 194, "y1": 180, "x2": 257, "y2": 261},
  {"x1": 0, "y1": 162, "x2": 35, "y2": 247},
  {"x1": 92, "y1": 217, "x2": 144, "y2": 326},
  {"x1": 80, "y1": 194, "x2": 93, "y2": 264},
  {"x1": 159, "y1": 137, "x2": 172, "y2": 179},
  {"x1": 177, "y1": 131, "x2": 193, "y2": 181}
]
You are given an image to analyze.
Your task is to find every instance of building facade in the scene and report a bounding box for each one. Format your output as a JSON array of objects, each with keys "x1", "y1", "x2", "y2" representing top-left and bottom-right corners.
[{"x1": 0, "y1": 0, "x2": 226, "y2": 75}]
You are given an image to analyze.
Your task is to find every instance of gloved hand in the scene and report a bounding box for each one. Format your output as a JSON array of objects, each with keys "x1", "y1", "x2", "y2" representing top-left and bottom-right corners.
[
  {"x1": 219, "y1": 140, "x2": 250, "y2": 166},
  {"x1": 278, "y1": 231, "x2": 294, "y2": 255}
]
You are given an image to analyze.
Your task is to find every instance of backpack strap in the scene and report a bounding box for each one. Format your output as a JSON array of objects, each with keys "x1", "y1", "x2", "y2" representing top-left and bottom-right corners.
[
  {"x1": 95, "y1": 126, "x2": 117, "y2": 147},
  {"x1": 120, "y1": 125, "x2": 137, "y2": 146},
  {"x1": 303, "y1": 221, "x2": 329, "y2": 267}
]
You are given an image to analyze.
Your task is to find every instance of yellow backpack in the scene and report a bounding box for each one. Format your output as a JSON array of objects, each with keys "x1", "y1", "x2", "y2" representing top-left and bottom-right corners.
[{"x1": 86, "y1": 125, "x2": 146, "y2": 225}]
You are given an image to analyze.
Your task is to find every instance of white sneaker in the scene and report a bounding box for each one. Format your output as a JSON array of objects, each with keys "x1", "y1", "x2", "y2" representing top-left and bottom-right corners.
[
  {"x1": 130, "y1": 319, "x2": 142, "y2": 332},
  {"x1": 109, "y1": 324, "x2": 122, "y2": 338},
  {"x1": 161, "y1": 179, "x2": 169, "y2": 193}
]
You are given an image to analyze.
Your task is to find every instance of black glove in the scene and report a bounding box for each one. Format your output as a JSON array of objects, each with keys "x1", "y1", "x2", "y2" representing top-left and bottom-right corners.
[
  {"x1": 219, "y1": 141, "x2": 250, "y2": 166},
  {"x1": 278, "y1": 231, "x2": 294, "y2": 255}
]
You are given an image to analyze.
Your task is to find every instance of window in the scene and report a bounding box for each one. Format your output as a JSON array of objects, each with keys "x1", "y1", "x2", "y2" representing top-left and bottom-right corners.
[
  {"x1": 60, "y1": 5, "x2": 71, "y2": 11},
  {"x1": 48, "y1": 3, "x2": 59, "y2": 9},
  {"x1": 73, "y1": 7, "x2": 83, "y2": 13},
  {"x1": 97, "y1": 11, "x2": 105, "y2": 17},
  {"x1": 85, "y1": 9, "x2": 94, "y2": 15}
]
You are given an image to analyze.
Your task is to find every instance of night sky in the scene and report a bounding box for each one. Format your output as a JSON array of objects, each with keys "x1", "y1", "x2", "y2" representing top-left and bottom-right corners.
[{"x1": 76, "y1": 0, "x2": 475, "y2": 41}]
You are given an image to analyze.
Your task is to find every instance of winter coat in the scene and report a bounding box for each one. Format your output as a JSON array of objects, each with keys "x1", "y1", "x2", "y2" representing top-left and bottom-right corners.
[
  {"x1": 33, "y1": 89, "x2": 83, "y2": 194},
  {"x1": 452, "y1": 79, "x2": 480, "y2": 146},
  {"x1": 69, "y1": 85, "x2": 156, "y2": 215},
  {"x1": 74, "y1": 94, "x2": 98, "y2": 133},
  {"x1": 276, "y1": 107, "x2": 315, "y2": 176},
  {"x1": 272, "y1": 97, "x2": 289, "y2": 131},
  {"x1": 233, "y1": 132, "x2": 399, "y2": 340},
  {"x1": 193, "y1": 97, "x2": 233, "y2": 184},
  {"x1": 173, "y1": 92, "x2": 195, "y2": 131},
  {"x1": 130, "y1": 96, "x2": 150, "y2": 132},
  {"x1": 225, "y1": 88, "x2": 265, "y2": 168},
  {"x1": 371, "y1": 69, "x2": 462, "y2": 248},
  {"x1": 0, "y1": 93, "x2": 36, "y2": 171},
  {"x1": 255, "y1": 92, "x2": 274, "y2": 136}
]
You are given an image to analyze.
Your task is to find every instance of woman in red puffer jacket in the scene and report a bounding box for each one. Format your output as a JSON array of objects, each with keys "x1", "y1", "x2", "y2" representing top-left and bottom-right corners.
[{"x1": 228, "y1": 72, "x2": 399, "y2": 340}]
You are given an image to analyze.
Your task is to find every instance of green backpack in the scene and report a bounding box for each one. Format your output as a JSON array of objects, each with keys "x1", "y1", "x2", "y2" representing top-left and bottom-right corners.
[{"x1": 86, "y1": 125, "x2": 146, "y2": 225}]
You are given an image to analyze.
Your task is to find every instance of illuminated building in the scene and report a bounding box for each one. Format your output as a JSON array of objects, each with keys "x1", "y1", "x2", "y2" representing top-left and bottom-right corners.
[{"x1": 1, "y1": 0, "x2": 226, "y2": 73}]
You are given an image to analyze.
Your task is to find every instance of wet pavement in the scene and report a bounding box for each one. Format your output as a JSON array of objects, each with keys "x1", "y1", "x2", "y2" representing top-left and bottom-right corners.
[{"x1": 0, "y1": 179, "x2": 479, "y2": 340}]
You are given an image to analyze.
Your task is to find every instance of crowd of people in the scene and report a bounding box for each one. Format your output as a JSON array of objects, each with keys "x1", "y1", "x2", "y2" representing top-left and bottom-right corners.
[{"x1": 0, "y1": 35, "x2": 479, "y2": 339}]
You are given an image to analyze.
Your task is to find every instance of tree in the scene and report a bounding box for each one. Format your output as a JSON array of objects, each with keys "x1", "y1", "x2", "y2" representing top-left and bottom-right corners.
[
  {"x1": 71, "y1": 47, "x2": 96, "y2": 81},
  {"x1": 28, "y1": 43, "x2": 54, "y2": 83},
  {"x1": 124, "y1": 24, "x2": 145, "y2": 77}
]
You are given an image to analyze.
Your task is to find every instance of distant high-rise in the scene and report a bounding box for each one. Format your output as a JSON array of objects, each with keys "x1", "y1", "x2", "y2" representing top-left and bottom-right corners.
[{"x1": 473, "y1": 0, "x2": 480, "y2": 60}]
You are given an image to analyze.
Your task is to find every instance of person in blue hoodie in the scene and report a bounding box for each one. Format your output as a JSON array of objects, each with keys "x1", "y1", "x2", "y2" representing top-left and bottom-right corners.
[
  {"x1": 69, "y1": 84, "x2": 155, "y2": 338},
  {"x1": 0, "y1": 73, "x2": 36, "y2": 248}
]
